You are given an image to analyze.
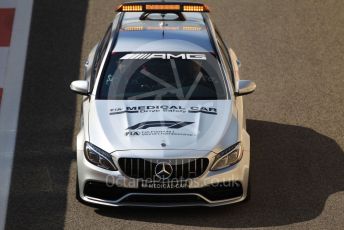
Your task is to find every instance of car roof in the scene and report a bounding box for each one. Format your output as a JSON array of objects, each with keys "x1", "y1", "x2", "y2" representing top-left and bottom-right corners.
[{"x1": 113, "y1": 12, "x2": 215, "y2": 53}]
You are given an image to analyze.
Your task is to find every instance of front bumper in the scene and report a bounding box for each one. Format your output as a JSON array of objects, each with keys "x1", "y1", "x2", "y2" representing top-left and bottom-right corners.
[{"x1": 76, "y1": 146, "x2": 250, "y2": 207}]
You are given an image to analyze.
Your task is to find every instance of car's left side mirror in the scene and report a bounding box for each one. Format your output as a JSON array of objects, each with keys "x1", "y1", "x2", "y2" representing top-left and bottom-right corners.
[
  {"x1": 235, "y1": 80, "x2": 256, "y2": 96},
  {"x1": 70, "y1": 80, "x2": 90, "y2": 96}
]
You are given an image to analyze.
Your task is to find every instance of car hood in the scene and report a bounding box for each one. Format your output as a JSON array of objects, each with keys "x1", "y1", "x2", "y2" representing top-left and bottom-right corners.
[{"x1": 88, "y1": 100, "x2": 238, "y2": 153}]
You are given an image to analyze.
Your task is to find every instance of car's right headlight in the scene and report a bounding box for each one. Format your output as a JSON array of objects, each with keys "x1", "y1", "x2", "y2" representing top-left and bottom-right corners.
[
  {"x1": 211, "y1": 143, "x2": 242, "y2": 171},
  {"x1": 84, "y1": 142, "x2": 117, "y2": 171}
]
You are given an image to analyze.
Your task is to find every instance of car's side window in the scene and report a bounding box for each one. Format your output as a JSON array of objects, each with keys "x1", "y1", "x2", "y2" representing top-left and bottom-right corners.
[
  {"x1": 90, "y1": 23, "x2": 112, "y2": 91},
  {"x1": 216, "y1": 31, "x2": 235, "y2": 86}
]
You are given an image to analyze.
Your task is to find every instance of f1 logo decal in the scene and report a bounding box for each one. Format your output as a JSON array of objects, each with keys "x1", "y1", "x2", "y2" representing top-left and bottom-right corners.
[{"x1": 127, "y1": 121, "x2": 194, "y2": 130}]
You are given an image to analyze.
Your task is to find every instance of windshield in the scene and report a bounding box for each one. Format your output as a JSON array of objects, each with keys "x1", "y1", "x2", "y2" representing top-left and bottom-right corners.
[{"x1": 97, "y1": 52, "x2": 228, "y2": 100}]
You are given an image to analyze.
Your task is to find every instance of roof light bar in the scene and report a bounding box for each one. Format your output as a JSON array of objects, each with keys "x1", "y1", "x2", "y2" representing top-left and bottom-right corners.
[
  {"x1": 122, "y1": 25, "x2": 203, "y2": 31},
  {"x1": 117, "y1": 2, "x2": 209, "y2": 13}
]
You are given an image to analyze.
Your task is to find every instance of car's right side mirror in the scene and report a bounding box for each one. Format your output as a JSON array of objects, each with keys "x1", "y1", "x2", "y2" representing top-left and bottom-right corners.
[{"x1": 235, "y1": 80, "x2": 256, "y2": 96}]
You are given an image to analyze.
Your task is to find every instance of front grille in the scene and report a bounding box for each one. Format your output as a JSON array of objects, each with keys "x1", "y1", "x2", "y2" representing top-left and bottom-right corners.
[{"x1": 118, "y1": 158, "x2": 209, "y2": 180}]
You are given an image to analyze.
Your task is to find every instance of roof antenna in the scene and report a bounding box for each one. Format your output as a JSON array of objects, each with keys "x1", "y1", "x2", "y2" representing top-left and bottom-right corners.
[
  {"x1": 161, "y1": 0, "x2": 165, "y2": 39},
  {"x1": 161, "y1": 0, "x2": 165, "y2": 38},
  {"x1": 161, "y1": 15, "x2": 165, "y2": 38}
]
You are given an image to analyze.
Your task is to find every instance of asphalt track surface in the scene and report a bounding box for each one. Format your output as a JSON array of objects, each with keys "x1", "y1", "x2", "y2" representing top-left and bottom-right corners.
[{"x1": 5, "y1": 0, "x2": 344, "y2": 229}]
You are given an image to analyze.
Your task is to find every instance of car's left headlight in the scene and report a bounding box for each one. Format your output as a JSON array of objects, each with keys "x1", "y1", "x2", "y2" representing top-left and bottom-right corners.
[
  {"x1": 84, "y1": 142, "x2": 117, "y2": 171},
  {"x1": 211, "y1": 143, "x2": 242, "y2": 171}
]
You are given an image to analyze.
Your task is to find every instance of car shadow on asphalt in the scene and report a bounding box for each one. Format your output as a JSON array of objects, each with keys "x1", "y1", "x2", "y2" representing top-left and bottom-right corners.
[{"x1": 95, "y1": 119, "x2": 344, "y2": 228}]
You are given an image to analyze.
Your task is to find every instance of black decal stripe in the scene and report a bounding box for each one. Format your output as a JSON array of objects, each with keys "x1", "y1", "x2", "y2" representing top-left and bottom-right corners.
[
  {"x1": 110, "y1": 110, "x2": 139, "y2": 115},
  {"x1": 188, "y1": 110, "x2": 217, "y2": 115},
  {"x1": 169, "y1": 122, "x2": 194, "y2": 129}
]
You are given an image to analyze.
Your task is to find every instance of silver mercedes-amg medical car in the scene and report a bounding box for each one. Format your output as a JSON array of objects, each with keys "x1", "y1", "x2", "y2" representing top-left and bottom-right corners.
[{"x1": 70, "y1": 1, "x2": 256, "y2": 207}]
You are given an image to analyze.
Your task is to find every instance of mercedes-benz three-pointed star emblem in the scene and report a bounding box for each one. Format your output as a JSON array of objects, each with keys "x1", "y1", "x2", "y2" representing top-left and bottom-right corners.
[{"x1": 154, "y1": 162, "x2": 173, "y2": 180}]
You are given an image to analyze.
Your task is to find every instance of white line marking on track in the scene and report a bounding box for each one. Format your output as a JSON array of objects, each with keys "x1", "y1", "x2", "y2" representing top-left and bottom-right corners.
[{"x1": 0, "y1": 1, "x2": 33, "y2": 229}]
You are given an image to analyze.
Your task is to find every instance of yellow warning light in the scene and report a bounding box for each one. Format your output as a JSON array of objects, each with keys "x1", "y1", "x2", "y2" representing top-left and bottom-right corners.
[
  {"x1": 182, "y1": 26, "x2": 202, "y2": 31},
  {"x1": 119, "y1": 5, "x2": 143, "y2": 12},
  {"x1": 146, "y1": 4, "x2": 180, "y2": 11},
  {"x1": 183, "y1": 5, "x2": 209, "y2": 12},
  {"x1": 123, "y1": 26, "x2": 144, "y2": 31}
]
